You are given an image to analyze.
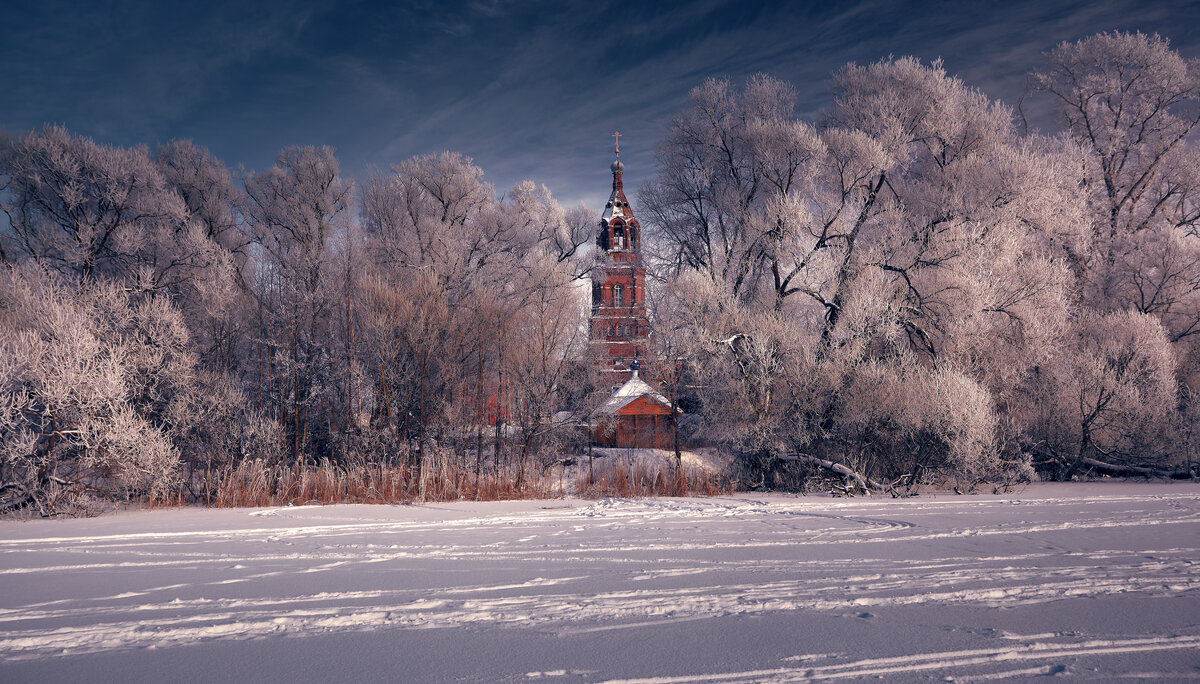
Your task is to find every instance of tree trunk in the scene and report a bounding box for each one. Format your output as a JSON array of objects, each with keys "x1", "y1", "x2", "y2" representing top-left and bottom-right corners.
[
  {"x1": 1078, "y1": 456, "x2": 1192, "y2": 479},
  {"x1": 672, "y1": 396, "x2": 682, "y2": 472},
  {"x1": 416, "y1": 351, "x2": 426, "y2": 473},
  {"x1": 476, "y1": 345, "x2": 484, "y2": 490},
  {"x1": 493, "y1": 332, "x2": 504, "y2": 474}
]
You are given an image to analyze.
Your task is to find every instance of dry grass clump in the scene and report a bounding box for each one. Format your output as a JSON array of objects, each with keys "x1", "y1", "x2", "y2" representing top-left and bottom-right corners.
[
  {"x1": 153, "y1": 447, "x2": 729, "y2": 510},
  {"x1": 205, "y1": 453, "x2": 563, "y2": 508},
  {"x1": 576, "y1": 463, "x2": 730, "y2": 498}
]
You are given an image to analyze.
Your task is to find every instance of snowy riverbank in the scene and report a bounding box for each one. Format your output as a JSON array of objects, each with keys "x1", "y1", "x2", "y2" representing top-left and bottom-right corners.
[{"x1": 2, "y1": 482, "x2": 1198, "y2": 681}]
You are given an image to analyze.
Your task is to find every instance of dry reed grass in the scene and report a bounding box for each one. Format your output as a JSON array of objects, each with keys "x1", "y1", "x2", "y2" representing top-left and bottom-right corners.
[
  {"x1": 154, "y1": 448, "x2": 729, "y2": 510},
  {"x1": 205, "y1": 455, "x2": 563, "y2": 508},
  {"x1": 576, "y1": 462, "x2": 730, "y2": 498}
]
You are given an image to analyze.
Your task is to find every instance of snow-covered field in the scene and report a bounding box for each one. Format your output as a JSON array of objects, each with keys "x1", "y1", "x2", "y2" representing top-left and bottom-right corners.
[{"x1": 1, "y1": 483, "x2": 1198, "y2": 682}]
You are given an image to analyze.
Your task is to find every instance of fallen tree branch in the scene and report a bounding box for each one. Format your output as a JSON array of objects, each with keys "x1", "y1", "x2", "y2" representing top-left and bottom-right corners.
[
  {"x1": 1078, "y1": 456, "x2": 1193, "y2": 479},
  {"x1": 778, "y1": 453, "x2": 887, "y2": 494}
]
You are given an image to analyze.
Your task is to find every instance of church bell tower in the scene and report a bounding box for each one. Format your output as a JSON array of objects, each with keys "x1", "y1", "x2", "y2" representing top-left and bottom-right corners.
[{"x1": 590, "y1": 133, "x2": 650, "y2": 385}]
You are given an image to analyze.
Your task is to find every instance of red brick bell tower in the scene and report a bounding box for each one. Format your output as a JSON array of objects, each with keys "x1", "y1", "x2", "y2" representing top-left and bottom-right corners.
[{"x1": 591, "y1": 133, "x2": 650, "y2": 387}]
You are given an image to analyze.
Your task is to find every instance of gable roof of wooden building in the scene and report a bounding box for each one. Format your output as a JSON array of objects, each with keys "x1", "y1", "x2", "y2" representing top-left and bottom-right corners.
[{"x1": 591, "y1": 369, "x2": 675, "y2": 418}]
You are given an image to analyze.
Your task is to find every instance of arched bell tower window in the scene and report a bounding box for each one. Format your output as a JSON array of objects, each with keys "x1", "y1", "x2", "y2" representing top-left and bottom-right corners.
[{"x1": 613, "y1": 285, "x2": 624, "y2": 307}]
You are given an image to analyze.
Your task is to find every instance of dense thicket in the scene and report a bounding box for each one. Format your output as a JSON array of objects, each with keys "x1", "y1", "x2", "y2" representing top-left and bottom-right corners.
[
  {"x1": 0, "y1": 135, "x2": 598, "y2": 513},
  {"x1": 1, "y1": 31, "x2": 1196, "y2": 513},
  {"x1": 643, "y1": 32, "x2": 1197, "y2": 489}
]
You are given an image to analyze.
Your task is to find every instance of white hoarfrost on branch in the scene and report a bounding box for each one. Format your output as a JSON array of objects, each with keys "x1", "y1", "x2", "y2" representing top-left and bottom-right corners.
[{"x1": 0, "y1": 265, "x2": 193, "y2": 514}]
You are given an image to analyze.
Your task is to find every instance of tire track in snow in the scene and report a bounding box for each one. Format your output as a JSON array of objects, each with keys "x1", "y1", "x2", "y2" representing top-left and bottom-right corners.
[
  {"x1": 599, "y1": 634, "x2": 1200, "y2": 682},
  {"x1": 1, "y1": 554, "x2": 1196, "y2": 660},
  {"x1": 2, "y1": 488, "x2": 1198, "y2": 673}
]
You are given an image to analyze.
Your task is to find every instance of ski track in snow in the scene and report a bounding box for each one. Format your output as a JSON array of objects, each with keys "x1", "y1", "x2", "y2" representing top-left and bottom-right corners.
[{"x1": 1, "y1": 485, "x2": 1198, "y2": 681}]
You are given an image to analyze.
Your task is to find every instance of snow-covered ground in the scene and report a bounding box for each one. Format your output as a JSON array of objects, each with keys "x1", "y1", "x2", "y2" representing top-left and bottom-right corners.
[{"x1": 1, "y1": 482, "x2": 1198, "y2": 682}]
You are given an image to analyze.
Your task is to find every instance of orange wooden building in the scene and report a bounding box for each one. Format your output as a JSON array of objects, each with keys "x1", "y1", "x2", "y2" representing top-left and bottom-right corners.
[{"x1": 591, "y1": 362, "x2": 677, "y2": 448}]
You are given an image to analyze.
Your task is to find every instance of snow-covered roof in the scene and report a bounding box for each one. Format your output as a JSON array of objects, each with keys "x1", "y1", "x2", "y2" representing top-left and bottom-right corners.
[{"x1": 591, "y1": 370, "x2": 674, "y2": 417}]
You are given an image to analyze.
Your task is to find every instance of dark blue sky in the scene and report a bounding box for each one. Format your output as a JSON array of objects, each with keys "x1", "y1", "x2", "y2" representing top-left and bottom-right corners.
[{"x1": 3, "y1": 0, "x2": 1197, "y2": 211}]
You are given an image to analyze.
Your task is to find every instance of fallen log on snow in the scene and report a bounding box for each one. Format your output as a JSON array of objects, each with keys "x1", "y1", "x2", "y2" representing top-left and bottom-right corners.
[
  {"x1": 777, "y1": 453, "x2": 887, "y2": 493},
  {"x1": 1078, "y1": 456, "x2": 1194, "y2": 479}
]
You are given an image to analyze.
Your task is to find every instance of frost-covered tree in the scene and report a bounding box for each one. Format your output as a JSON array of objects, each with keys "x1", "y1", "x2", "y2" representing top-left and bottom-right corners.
[
  {"x1": 1032, "y1": 310, "x2": 1177, "y2": 477},
  {"x1": 1029, "y1": 32, "x2": 1200, "y2": 472},
  {"x1": 640, "y1": 75, "x2": 832, "y2": 309},
  {"x1": 243, "y1": 146, "x2": 353, "y2": 463},
  {"x1": 359, "y1": 153, "x2": 500, "y2": 465},
  {"x1": 152, "y1": 140, "x2": 250, "y2": 374},
  {"x1": 362, "y1": 151, "x2": 500, "y2": 293},
  {"x1": 506, "y1": 252, "x2": 588, "y2": 485},
  {"x1": 0, "y1": 265, "x2": 194, "y2": 514},
  {"x1": 643, "y1": 63, "x2": 1084, "y2": 487},
  {"x1": 358, "y1": 152, "x2": 592, "y2": 477},
  {"x1": 1030, "y1": 31, "x2": 1200, "y2": 339},
  {"x1": 1029, "y1": 32, "x2": 1200, "y2": 259},
  {"x1": 0, "y1": 126, "x2": 189, "y2": 288}
]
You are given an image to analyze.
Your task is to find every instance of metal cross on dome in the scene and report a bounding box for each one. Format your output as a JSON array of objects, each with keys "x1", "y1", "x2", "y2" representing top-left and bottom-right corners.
[{"x1": 613, "y1": 131, "x2": 621, "y2": 156}]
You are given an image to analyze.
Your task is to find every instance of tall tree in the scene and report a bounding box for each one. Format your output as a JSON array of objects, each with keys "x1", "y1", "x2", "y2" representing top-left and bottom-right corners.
[
  {"x1": 642, "y1": 64, "x2": 1085, "y2": 487},
  {"x1": 1030, "y1": 31, "x2": 1200, "y2": 338},
  {"x1": 243, "y1": 146, "x2": 353, "y2": 464},
  {"x1": 153, "y1": 140, "x2": 250, "y2": 375},
  {"x1": 0, "y1": 125, "x2": 188, "y2": 287},
  {"x1": 1029, "y1": 31, "x2": 1200, "y2": 472}
]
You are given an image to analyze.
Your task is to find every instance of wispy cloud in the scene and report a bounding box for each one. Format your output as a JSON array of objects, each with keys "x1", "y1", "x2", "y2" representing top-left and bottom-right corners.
[{"x1": 2, "y1": 0, "x2": 1197, "y2": 209}]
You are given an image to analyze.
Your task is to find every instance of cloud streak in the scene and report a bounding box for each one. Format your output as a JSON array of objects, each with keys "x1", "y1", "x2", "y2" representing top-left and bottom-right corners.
[{"x1": 2, "y1": 0, "x2": 1197, "y2": 209}]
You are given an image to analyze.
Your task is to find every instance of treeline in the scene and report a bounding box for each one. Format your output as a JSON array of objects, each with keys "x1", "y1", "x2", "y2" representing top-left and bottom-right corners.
[
  {"x1": 0, "y1": 132, "x2": 606, "y2": 514},
  {"x1": 644, "y1": 32, "x2": 1200, "y2": 490},
  {"x1": 2, "y1": 31, "x2": 1198, "y2": 514}
]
